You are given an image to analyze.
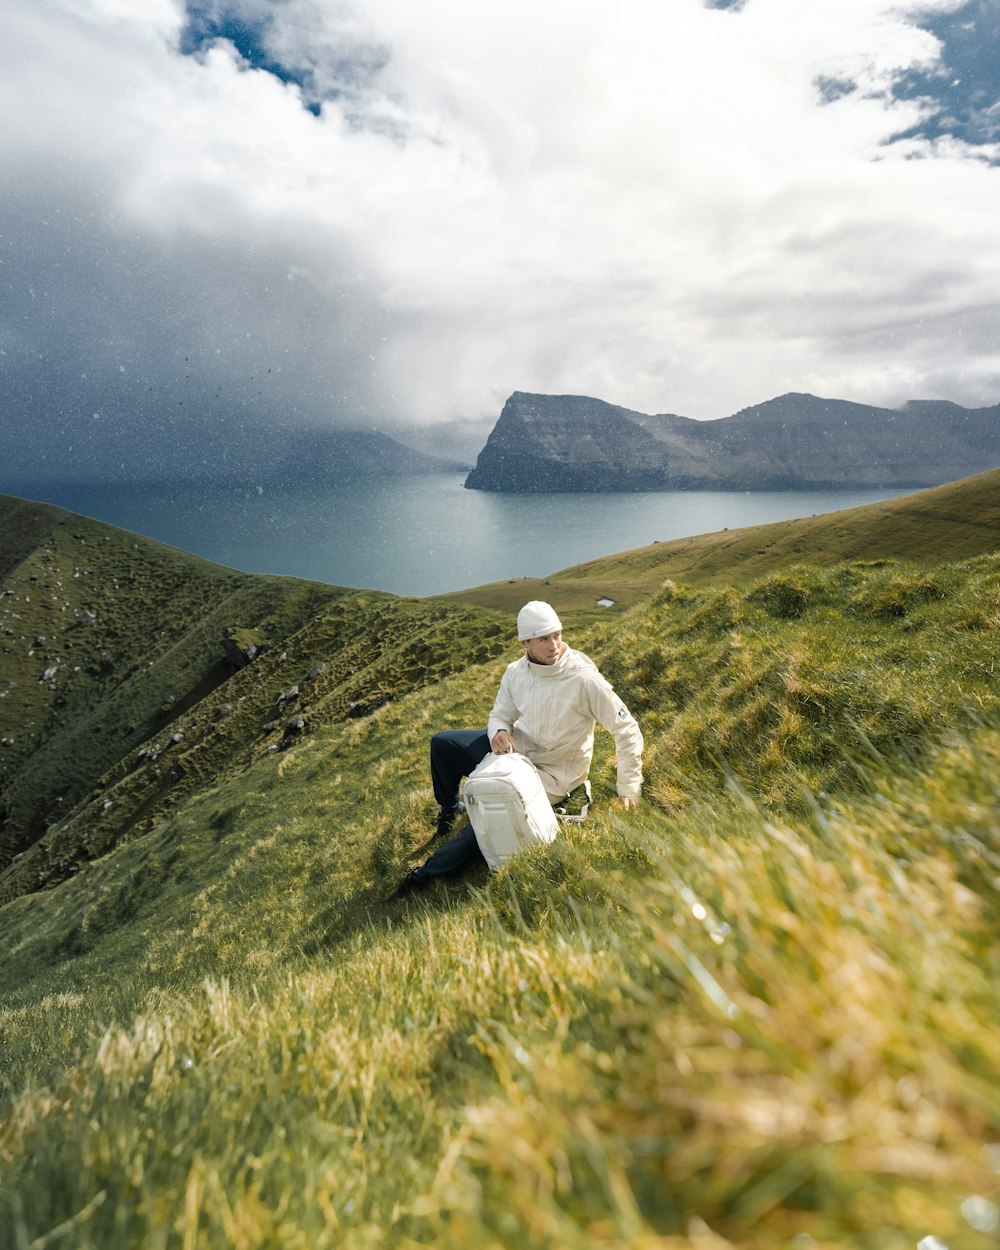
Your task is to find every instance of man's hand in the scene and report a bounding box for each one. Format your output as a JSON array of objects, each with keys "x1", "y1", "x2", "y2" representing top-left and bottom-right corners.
[
  {"x1": 491, "y1": 729, "x2": 515, "y2": 754},
  {"x1": 615, "y1": 796, "x2": 639, "y2": 810}
]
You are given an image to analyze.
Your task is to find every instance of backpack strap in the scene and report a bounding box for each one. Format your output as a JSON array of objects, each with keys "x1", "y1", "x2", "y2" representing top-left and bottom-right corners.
[{"x1": 554, "y1": 779, "x2": 591, "y2": 823}]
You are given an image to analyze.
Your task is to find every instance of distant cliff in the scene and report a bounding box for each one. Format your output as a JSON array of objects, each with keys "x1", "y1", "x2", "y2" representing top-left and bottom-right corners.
[
  {"x1": 464, "y1": 392, "x2": 1000, "y2": 491},
  {"x1": 242, "y1": 427, "x2": 466, "y2": 483}
]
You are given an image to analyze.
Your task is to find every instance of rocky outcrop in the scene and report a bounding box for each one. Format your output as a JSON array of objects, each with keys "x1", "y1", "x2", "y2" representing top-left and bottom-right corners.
[
  {"x1": 464, "y1": 391, "x2": 1000, "y2": 492},
  {"x1": 221, "y1": 628, "x2": 267, "y2": 670}
]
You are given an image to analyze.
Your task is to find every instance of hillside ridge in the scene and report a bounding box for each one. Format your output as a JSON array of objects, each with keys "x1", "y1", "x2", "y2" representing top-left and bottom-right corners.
[
  {"x1": 4, "y1": 469, "x2": 1000, "y2": 901},
  {"x1": 0, "y1": 494, "x2": 510, "y2": 903},
  {"x1": 442, "y1": 465, "x2": 1000, "y2": 615}
]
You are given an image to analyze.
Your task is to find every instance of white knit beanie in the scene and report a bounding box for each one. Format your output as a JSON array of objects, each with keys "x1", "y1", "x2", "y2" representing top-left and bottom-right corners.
[{"x1": 517, "y1": 600, "x2": 562, "y2": 641}]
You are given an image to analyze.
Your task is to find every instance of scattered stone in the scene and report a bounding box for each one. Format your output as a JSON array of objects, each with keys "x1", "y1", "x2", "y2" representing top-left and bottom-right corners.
[
  {"x1": 279, "y1": 713, "x2": 306, "y2": 750},
  {"x1": 277, "y1": 685, "x2": 300, "y2": 706},
  {"x1": 349, "y1": 694, "x2": 392, "y2": 719},
  {"x1": 169, "y1": 732, "x2": 184, "y2": 745},
  {"x1": 306, "y1": 663, "x2": 327, "y2": 681},
  {"x1": 77, "y1": 609, "x2": 97, "y2": 625},
  {"x1": 212, "y1": 703, "x2": 233, "y2": 721}
]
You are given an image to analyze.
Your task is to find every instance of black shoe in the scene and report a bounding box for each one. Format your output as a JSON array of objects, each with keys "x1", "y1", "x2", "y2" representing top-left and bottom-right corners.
[
  {"x1": 390, "y1": 868, "x2": 429, "y2": 901},
  {"x1": 435, "y1": 807, "x2": 458, "y2": 838}
]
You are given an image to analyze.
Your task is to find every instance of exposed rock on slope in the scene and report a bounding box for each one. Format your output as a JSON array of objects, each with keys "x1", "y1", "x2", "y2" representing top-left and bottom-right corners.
[{"x1": 464, "y1": 391, "x2": 1000, "y2": 492}]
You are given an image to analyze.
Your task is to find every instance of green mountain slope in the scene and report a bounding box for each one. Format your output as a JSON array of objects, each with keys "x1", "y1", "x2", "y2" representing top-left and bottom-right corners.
[
  {"x1": 0, "y1": 496, "x2": 342, "y2": 876},
  {"x1": 0, "y1": 495, "x2": 510, "y2": 903},
  {"x1": 0, "y1": 494, "x2": 74, "y2": 579},
  {"x1": 1, "y1": 483, "x2": 999, "y2": 1248}
]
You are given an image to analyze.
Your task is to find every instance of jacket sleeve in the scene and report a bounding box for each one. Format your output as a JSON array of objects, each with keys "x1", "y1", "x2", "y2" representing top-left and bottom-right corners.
[
  {"x1": 587, "y1": 673, "x2": 644, "y2": 797},
  {"x1": 487, "y1": 665, "x2": 519, "y2": 742}
]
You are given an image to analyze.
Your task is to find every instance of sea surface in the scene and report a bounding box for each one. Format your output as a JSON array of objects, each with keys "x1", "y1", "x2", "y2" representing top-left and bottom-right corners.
[{"x1": 4, "y1": 475, "x2": 913, "y2": 597}]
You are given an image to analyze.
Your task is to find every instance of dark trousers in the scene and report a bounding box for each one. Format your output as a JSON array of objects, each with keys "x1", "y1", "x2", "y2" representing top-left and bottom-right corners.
[
  {"x1": 430, "y1": 729, "x2": 491, "y2": 811},
  {"x1": 418, "y1": 729, "x2": 492, "y2": 880},
  {"x1": 414, "y1": 824, "x2": 484, "y2": 879}
]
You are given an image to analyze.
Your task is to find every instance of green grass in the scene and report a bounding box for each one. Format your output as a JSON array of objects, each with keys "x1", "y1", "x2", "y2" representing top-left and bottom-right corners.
[
  {"x1": 436, "y1": 465, "x2": 1000, "y2": 618},
  {"x1": 0, "y1": 499, "x2": 510, "y2": 899},
  {"x1": 2, "y1": 484, "x2": 1000, "y2": 1247}
]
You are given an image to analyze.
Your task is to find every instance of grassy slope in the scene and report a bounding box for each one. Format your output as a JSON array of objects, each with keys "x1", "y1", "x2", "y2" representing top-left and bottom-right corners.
[
  {"x1": 0, "y1": 493, "x2": 72, "y2": 580},
  {"x1": 1, "y1": 486, "x2": 999, "y2": 1247},
  {"x1": 0, "y1": 499, "x2": 361, "y2": 875},
  {"x1": 436, "y1": 465, "x2": 1000, "y2": 618},
  {"x1": 0, "y1": 495, "x2": 510, "y2": 901}
]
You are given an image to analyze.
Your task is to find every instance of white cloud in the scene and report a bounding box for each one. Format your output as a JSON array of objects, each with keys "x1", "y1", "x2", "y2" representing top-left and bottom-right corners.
[{"x1": 1, "y1": 0, "x2": 998, "y2": 479}]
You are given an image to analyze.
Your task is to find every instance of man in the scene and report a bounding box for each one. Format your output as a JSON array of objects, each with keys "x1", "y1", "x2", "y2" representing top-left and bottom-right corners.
[{"x1": 393, "y1": 600, "x2": 642, "y2": 896}]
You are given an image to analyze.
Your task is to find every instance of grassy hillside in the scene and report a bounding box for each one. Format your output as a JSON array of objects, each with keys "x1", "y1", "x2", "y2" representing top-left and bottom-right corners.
[
  {"x1": 0, "y1": 497, "x2": 349, "y2": 878},
  {"x1": 438, "y1": 465, "x2": 1000, "y2": 617},
  {"x1": 0, "y1": 496, "x2": 511, "y2": 902},
  {"x1": 0, "y1": 493, "x2": 74, "y2": 579},
  {"x1": 1, "y1": 486, "x2": 1000, "y2": 1248}
]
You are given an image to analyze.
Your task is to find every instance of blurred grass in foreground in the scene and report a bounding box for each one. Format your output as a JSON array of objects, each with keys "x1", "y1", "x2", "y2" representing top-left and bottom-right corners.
[{"x1": 2, "y1": 731, "x2": 998, "y2": 1248}]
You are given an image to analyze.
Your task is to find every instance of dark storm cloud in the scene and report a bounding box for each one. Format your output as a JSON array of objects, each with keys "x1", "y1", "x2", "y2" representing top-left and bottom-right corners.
[
  {"x1": 2, "y1": 0, "x2": 1000, "y2": 487},
  {"x1": 1, "y1": 172, "x2": 387, "y2": 482}
]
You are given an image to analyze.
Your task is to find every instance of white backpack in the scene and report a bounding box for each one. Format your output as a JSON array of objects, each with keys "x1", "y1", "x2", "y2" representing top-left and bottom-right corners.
[{"x1": 464, "y1": 751, "x2": 559, "y2": 870}]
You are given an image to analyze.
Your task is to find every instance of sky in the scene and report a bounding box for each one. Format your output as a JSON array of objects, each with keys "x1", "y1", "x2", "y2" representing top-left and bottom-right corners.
[{"x1": 2, "y1": 0, "x2": 999, "y2": 481}]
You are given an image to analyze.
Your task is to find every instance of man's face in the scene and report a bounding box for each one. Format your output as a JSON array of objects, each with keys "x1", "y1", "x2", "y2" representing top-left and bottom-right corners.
[{"x1": 523, "y1": 630, "x2": 564, "y2": 665}]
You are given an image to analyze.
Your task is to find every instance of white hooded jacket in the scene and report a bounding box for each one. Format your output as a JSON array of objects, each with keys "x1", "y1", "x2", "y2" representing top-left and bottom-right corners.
[{"x1": 486, "y1": 646, "x2": 643, "y2": 800}]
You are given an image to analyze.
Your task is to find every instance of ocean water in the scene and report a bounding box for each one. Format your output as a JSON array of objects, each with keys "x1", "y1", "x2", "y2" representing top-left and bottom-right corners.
[{"x1": 4, "y1": 475, "x2": 913, "y2": 597}]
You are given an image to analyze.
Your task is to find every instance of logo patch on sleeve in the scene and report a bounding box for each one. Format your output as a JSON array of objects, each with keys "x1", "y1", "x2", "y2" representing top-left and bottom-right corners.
[{"x1": 617, "y1": 706, "x2": 630, "y2": 720}]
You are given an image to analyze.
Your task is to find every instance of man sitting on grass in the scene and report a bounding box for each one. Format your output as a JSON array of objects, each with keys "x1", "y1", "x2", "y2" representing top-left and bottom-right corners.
[{"x1": 393, "y1": 600, "x2": 643, "y2": 897}]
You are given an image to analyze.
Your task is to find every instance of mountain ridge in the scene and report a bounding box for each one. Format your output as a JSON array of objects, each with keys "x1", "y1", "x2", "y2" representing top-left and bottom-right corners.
[
  {"x1": 465, "y1": 390, "x2": 1000, "y2": 491},
  {"x1": 2, "y1": 426, "x2": 466, "y2": 491}
]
